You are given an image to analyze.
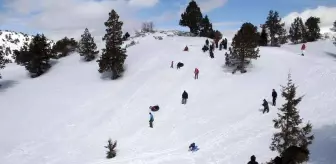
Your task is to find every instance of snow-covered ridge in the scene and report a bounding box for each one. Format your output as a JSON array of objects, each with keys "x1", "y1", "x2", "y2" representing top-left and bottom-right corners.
[{"x1": 0, "y1": 30, "x2": 54, "y2": 61}]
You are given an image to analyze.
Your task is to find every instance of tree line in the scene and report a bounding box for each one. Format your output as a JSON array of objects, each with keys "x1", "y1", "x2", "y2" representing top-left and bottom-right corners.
[{"x1": 0, "y1": 9, "x2": 127, "y2": 79}]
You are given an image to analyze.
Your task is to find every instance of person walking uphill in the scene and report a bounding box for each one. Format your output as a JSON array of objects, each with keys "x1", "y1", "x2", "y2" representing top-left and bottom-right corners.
[
  {"x1": 262, "y1": 99, "x2": 269, "y2": 114},
  {"x1": 181, "y1": 90, "x2": 188, "y2": 104},
  {"x1": 194, "y1": 68, "x2": 199, "y2": 79},
  {"x1": 301, "y1": 43, "x2": 306, "y2": 56},
  {"x1": 149, "y1": 112, "x2": 154, "y2": 128},
  {"x1": 272, "y1": 89, "x2": 277, "y2": 106}
]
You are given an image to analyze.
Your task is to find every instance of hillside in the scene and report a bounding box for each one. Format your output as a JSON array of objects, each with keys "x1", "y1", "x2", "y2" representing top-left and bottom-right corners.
[
  {"x1": 0, "y1": 30, "x2": 54, "y2": 61},
  {"x1": 1, "y1": 32, "x2": 336, "y2": 164}
]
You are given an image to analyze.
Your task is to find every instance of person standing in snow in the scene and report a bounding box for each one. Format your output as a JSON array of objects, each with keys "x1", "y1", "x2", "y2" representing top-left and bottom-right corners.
[
  {"x1": 194, "y1": 68, "x2": 199, "y2": 79},
  {"x1": 149, "y1": 112, "x2": 154, "y2": 128},
  {"x1": 262, "y1": 99, "x2": 269, "y2": 114},
  {"x1": 188, "y1": 143, "x2": 199, "y2": 152},
  {"x1": 181, "y1": 90, "x2": 188, "y2": 104},
  {"x1": 205, "y1": 39, "x2": 209, "y2": 46},
  {"x1": 301, "y1": 43, "x2": 306, "y2": 56},
  {"x1": 223, "y1": 38, "x2": 228, "y2": 50},
  {"x1": 170, "y1": 61, "x2": 174, "y2": 68},
  {"x1": 247, "y1": 155, "x2": 258, "y2": 164},
  {"x1": 209, "y1": 50, "x2": 214, "y2": 58},
  {"x1": 272, "y1": 89, "x2": 277, "y2": 106}
]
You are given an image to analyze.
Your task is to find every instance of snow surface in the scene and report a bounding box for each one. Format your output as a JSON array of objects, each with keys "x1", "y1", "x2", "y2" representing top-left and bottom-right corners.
[{"x1": 1, "y1": 32, "x2": 336, "y2": 164}]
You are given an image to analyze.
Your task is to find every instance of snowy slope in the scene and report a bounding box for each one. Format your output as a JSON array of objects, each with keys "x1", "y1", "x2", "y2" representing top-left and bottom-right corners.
[{"x1": 1, "y1": 32, "x2": 336, "y2": 164}]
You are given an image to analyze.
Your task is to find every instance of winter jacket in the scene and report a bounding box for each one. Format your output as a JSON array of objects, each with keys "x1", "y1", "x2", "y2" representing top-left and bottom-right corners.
[
  {"x1": 194, "y1": 68, "x2": 199, "y2": 74},
  {"x1": 247, "y1": 161, "x2": 258, "y2": 164},
  {"x1": 149, "y1": 113, "x2": 154, "y2": 122},
  {"x1": 248, "y1": 155, "x2": 258, "y2": 164},
  {"x1": 262, "y1": 100, "x2": 268, "y2": 107},
  {"x1": 301, "y1": 44, "x2": 306, "y2": 50},
  {"x1": 272, "y1": 91, "x2": 277, "y2": 98},
  {"x1": 182, "y1": 91, "x2": 188, "y2": 99}
]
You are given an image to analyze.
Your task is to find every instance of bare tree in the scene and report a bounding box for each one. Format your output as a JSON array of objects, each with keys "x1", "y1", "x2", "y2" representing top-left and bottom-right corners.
[{"x1": 141, "y1": 21, "x2": 155, "y2": 32}]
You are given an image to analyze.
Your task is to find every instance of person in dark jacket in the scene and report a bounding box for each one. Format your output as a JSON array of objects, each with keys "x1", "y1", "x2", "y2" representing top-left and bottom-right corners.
[
  {"x1": 170, "y1": 61, "x2": 174, "y2": 68},
  {"x1": 247, "y1": 155, "x2": 258, "y2": 164},
  {"x1": 205, "y1": 39, "x2": 209, "y2": 46},
  {"x1": 209, "y1": 50, "x2": 214, "y2": 58},
  {"x1": 202, "y1": 45, "x2": 209, "y2": 52},
  {"x1": 262, "y1": 99, "x2": 269, "y2": 114},
  {"x1": 149, "y1": 112, "x2": 154, "y2": 128},
  {"x1": 181, "y1": 90, "x2": 188, "y2": 104},
  {"x1": 272, "y1": 89, "x2": 277, "y2": 106},
  {"x1": 188, "y1": 143, "x2": 198, "y2": 152},
  {"x1": 209, "y1": 44, "x2": 214, "y2": 52},
  {"x1": 223, "y1": 38, "x2": 228, "y2": 50},
  {"x1": 149, "y1": 105, "x2": 160, "y2": 112}
]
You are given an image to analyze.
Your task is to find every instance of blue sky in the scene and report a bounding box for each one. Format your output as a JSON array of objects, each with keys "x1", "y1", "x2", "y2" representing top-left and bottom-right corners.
[{"x1": 0, "y1": 0, "x2": 335, "y2": 40}]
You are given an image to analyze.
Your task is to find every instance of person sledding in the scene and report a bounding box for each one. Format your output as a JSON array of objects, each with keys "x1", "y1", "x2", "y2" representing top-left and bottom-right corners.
[
  {"x1": 188, "y1": 143, "x2": 199, "y2": 152},
  {"x1": 149, "y1": 105, "x2": 160, "y2": 112},
  {"x1": 262, "y1": 99, "x2": 269, "y2": 114},
  {"x1": 177, "y1": 62, "x2": 184, "y2": 69},
  {"x1": 184, "y1": 46, "x2": 189, "y2": 51}
]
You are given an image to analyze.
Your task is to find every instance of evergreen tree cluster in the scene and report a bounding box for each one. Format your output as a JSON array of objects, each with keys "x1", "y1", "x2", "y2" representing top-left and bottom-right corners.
[
  {"x1": 289, "y1": 16, "x2": 321, "y2": 43},
  {"x1": 13, "y1": 34, "x2": 53, "y2": 78},
  {"x1": 52, "y1": 37, "x2": 78, "y2": 58},
  {"x1": 179, "y1": 0, "x2": 220, "y2": 38},
  {"x1": 78, "y1": 28, "x2": 99, "y2": 61},
  {"x1": 264, "y1": 10, "x2": 286, "y2": 46}
]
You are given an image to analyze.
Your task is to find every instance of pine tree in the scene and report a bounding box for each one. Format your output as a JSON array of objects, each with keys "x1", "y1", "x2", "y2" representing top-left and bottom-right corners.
[
  {"x1": 14, "y1": 34, "x2": 53, "y2": 78},
  {"x1": 78, "y1": 28, "x2": 99, "y2": 62},
  {"x1": 97, "y1": 9, "x2": 127, "y2": 80},
  {"x1": 179, "y1": 0, "x2": 203, "y2": 35},
  {"x1": 265, "y1": 10, "x2": 286, "y2": 46},
  {"x1": 289, "y1": 17, "x2": 307, "y2": 44},
  {"x1": 52, "y1": 37, "x2": 78, "y2": 58},
  {"x1": 105, "y1": 139, "x2": 117, "y2": 159},
  {"x1": 305, "y1": 17, "x2": 321, "y2": 42},
  {"x1": 259, "y1": 25, "x2": 268, "y2": 46},
  {"x1": 0, "y1": 49, "x2": 10, "y2": 79},
  {"x1": 199, "y1": 15, "x2": 213, "y2": 37},
  {"x1": 270, "y1": 73, "x2": 314, "y2": 163},
  {"x1": 230, "y1": 22, "x2": 260, "y2": 71}
]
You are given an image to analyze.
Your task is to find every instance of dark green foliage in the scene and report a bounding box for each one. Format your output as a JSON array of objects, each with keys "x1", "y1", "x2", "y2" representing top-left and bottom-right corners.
[
  {"x1": 331, "y1": 20, "x2": 336, "y2": 32},
  {"x1": 97, "y1": 9, "x2": 127, "y2": 80},
  {"x1": 278, "y1": 28, "x2": 288, "y2": 44},
  {"x1": 123, "y1": 32, "x2": 130, "y2": 41},
  {"x1": 289, "y1": 17, "x2": 307, "y2": 44},
  {"x1": 78, "y1": 28, "x2": 99, "y2": 62},
  {"x1": 265, "y1": 10, "x2": 286, "y2": 46},
  {"x1": 199, "y1": 15, "x2": 213, "y2": 37},
  {"x1": 0, "y1": 49, "x2": 10, "y2": 79},
  {"x1": 270, "y1": 73, "x2": 314, "y2": 163},
  {"x1": 105, "y1": 139, "x2": 117, "y2": 159},
  {"x1": 13, "y1": 34, "x2": 53, "y2": 78},
  {"x1": 179, "y1": 0, "x2": 203, "y2": 35},
  {"x1": 305, "y1": 17, "x2": 321, "y2": 42},
  {"x1": 230, "y1": 22, "x2": 260, "y2": 71},
  {"x1": 259, "y1": 25, "x2": 268, "y2": 46},
  {"x1": 52, "y1": 37, "x2": 78, "y2": 58}
]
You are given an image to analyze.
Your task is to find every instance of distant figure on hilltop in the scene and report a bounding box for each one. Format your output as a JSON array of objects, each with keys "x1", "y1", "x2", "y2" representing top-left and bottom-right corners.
[
  {"x1": 170, "y1": 61, "x2": 174, "y2": 68},
  {"x1": 301, "y1": 43, "x2": 306, "y2": 56},
  {"x1": 272, "y1": 89, "x2": 277, "y2": 106},
  {"x1": 247, "y1": 155, "x2": 258, "y2": 164},
  {"x1": 181, "y1": 90, "x2": 188, "y2": 104}
]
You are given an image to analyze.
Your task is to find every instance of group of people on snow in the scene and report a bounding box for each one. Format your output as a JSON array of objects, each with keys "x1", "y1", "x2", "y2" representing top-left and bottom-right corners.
[{"x1": 262, "y1": 89, "x2": 278, "y2": 114}]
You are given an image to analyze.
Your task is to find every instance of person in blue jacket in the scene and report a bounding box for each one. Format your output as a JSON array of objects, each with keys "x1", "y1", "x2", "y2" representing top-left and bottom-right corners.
[
  {"x1": 188, "y1": 143, "x2": 198, "y2": 152},
  {"x1": 149, "y1": 112, "x2": 154, "y2": 128}
]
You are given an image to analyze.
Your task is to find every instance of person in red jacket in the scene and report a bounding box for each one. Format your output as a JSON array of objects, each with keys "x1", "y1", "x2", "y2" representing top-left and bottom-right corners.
[
  {"x1": 301, "y1": 43, "x2": 306, "y2": 56},
  {"x1": 194, "y1": 68, "x2": 199, "y2": 79}
]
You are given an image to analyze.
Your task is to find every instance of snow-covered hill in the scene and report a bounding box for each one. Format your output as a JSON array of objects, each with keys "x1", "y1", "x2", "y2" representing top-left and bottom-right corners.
[
  {"x1": 1, "y1": 31, "x2": 336, "y2": 164},
  {"x1": 0, "y1": 30, "x2": 54, "y2": 61}
]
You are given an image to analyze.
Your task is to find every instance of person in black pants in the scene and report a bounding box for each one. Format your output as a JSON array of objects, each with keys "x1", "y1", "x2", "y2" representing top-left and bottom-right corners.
[
  {"x1": 272, "y1": 89, "x2": 277, "y2": 106},
  {"x1": 181, "y1": 90, "x2": 188, "y2": 104}
]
